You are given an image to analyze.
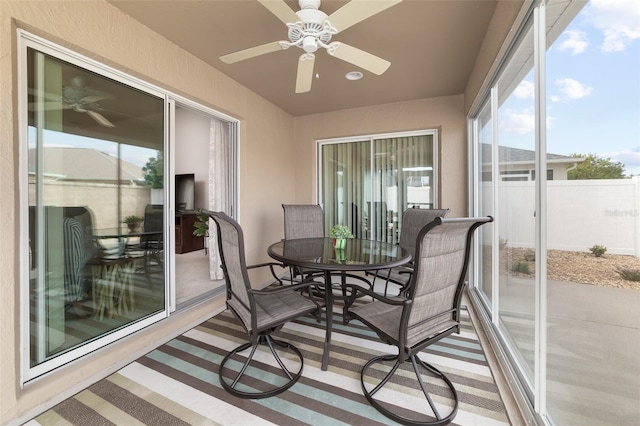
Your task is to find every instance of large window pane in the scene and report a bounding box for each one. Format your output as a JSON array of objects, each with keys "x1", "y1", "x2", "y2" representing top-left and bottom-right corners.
[
  {"x1": 320, "y1": 132, "x2": 437, "y2": 243},
  {"x1": 374, "y1": 135, "x2": 435, "y2": 244},
  {"x1": 321, "y1": 141, "x2": 370, "y2": 238},
  {"x1": 545, "y1": 1, "x2": 640, "y2": 423},
  {"x1": 27, "y1": 47, "x2": 165, "y2": 368},
  {"x1": 477, "y1": 101, "x2": 495, "y2": 303},
  {"x1": 496, "y1": 22, "x2": 536, "y2": 385}
]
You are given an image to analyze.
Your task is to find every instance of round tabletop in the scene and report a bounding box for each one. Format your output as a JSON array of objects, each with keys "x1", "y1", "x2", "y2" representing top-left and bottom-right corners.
[{"x1": 267, "y1": 237, "x2": 411, "y2": 272}]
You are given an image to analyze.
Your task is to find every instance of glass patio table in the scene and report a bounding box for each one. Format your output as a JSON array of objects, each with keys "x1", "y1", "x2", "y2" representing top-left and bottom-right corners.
[{"x1": 267, "y1": 237, "x2": 411, "y2": 371}]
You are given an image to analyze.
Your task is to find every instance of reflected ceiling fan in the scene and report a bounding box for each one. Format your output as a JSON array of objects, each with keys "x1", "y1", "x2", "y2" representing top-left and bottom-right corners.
[
  {"x1": 30, "y1": 76, "x2": 116, "y2": 127},
  {"x1": 220, "y1": 0, "x2": 402, "y2": 93}
]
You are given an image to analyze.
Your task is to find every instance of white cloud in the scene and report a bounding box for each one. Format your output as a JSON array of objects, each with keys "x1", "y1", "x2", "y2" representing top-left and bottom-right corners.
[
  {"x1": 514, "y1": 80, "x2": 535, "y2": 99},
  {"x1": 588, "y1": 0, "x2": 640, "y2": 52},
  {"x1": 500, "y1": 109, "x2": 535, "y2": 134},
  {"x1": 603, "y1": 147, "x2": 640, "y2": 175},
  {"x1": 556, "y1": 30, "x2": 589, "y2": 54},
  {"x1": 556, "y1": 78, "x2": 593, "y2": 100}
]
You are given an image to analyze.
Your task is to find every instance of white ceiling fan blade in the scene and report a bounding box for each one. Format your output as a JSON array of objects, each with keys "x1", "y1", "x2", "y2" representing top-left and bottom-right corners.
[
  {"x1": 257, "y1": 0, "x2": 299, "y2": 25},
  {"x1": 295, "y1": 53, "x2": 315, "y2": 93},
  {"x1": 79, "y1": 95, "x2": 110, "y2": 104},
  {"x1": 28, "y1": 102, "x2": 71, "y2": 111},
  {"x1": 28, "y1": 88, "x2": 62, "y2": 101},
  {"x1": 220, "y1": 41, "x2": 284, "y2": 64},
  {"x1": 86, "y1": 110, "x2": 115, "y2": 128},
  {"x1": 328, "y1": 0, "x2": 402, "y2": 33},
  {"x1": 330, "y1": 43, "x2": 390, "y2": 75}
]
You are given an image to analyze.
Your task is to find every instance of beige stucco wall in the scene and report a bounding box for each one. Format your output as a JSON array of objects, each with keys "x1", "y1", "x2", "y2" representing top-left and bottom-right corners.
[{"x1": 293, "y1": 95, "x2": 469, "y2": 217}]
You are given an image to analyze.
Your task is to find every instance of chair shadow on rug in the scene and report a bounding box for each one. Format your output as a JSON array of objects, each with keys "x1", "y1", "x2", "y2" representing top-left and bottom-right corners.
[
  {"x1": 206, "y1": 210, "x2": 321, "y2": 399},
  {"x1": 343, "y1": 216, "x2": 493, "y2": 425}
]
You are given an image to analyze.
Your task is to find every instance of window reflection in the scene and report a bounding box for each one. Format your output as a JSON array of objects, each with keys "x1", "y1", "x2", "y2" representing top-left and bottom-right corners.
[{"x1": 27, "y1": 47, "x2": 165, "y2": 367}]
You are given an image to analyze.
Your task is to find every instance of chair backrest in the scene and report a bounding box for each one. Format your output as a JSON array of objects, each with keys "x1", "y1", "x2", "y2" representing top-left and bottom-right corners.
[
  {"x1": 398, "y1": 208, "x2": 450, "y2": 258},
  {"x1": 142, "y1": 204, "x2": 163, "y2": 244},
  {"x1": 404, "y1": 217, "x2": 492, "y2": 346},
  {"x1": 207, "y1": 211, "x2": 253, "y2": 325},
  {"x1": 143, "y1": 204, "x2": 163, "y2": 232},
  {"x1": 282, "y1": 204, "x2": 324, "y2": 239}
]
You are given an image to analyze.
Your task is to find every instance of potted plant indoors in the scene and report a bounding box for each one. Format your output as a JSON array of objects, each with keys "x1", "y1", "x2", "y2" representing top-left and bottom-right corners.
[
  {"x1": 193, "y1": 208, "x2": 210, "y2": 254},
  {"x1": 329, "y1": 224, "x2": 353, "y2": 249},
  {"x1": 123, "y1": 215, "x2": 143, "y2": 232}
]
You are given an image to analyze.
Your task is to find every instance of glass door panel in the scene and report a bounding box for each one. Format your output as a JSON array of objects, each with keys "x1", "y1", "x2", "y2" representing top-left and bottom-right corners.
[
  {"x1": 27, "y1": 47, "x2": 166, "y2": 369},
  {"x1": 495, "y1": 22, "x2": 536, "y2": 385},
  {"x1": 545, "y1": 1, "x2": 640, "y2": 423},
  {"x1": 374, "y1": 135, "x2": 435, "y2": 244},
  {"x1": 477, "y1": 101, "x2": 495, "y2": 304},
  {"x1": 320, "y1": 132, "x2": 437, "y2": 243},
  {"x1": 321, "y1": 141, "x2": 370, "y2": 238}
]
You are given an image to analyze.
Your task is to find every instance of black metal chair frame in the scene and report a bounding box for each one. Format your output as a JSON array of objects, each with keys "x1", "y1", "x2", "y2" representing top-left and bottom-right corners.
[
  {"x1": 207, "y1": 210, "x2": 322, "y2": 399},
  {"x1": 343, "y1": 216, "x2": 493, "y2": 425},
  {"x1": 281, "y1": 204, "x2": 372, "y2": 300},
  {"x1": 369, "y1": 208, "x2": 450, "y2": 296}
]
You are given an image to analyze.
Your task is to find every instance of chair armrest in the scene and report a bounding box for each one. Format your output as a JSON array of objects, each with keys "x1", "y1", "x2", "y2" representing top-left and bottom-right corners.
[
  {"x1": 250, "y1": 279, "x2": 320, "y2": 295},
  {"x1": 249, "y1": 279, "x2": 324, "y2": 311},
  {"x1": 342, "y1": 283, "x2": 408, "y2": 325},
  {"x1": 247, "y1": 261, "x2": 286, "y2": 285}
]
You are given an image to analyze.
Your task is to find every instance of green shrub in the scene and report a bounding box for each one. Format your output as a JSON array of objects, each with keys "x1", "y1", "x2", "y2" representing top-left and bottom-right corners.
[
  {"x1": 617, "y1": 267, "x2": 640, "y2": 282},
  {"x1": 512, "y1": 261, "x2": 532, "y2": 275},
  {"x1": 589, "y1": 245, "x2": 607, "y2": 257}
]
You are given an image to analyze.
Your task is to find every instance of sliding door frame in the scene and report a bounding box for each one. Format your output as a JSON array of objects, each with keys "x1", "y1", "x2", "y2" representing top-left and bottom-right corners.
[{"x1": 18, "y1": 30, "x2": 239, "y2": 384}]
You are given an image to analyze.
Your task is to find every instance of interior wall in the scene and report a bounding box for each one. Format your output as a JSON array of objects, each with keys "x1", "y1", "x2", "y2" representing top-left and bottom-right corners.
[
  {"x1": 0, "y1": 0, "x2": 295, "y2": 423},
  {"x1": 293, "y1": 95, "x2": 468, "y2": 217},
  {"x1": 175, "y1": 106, "x2": 210, "y2": 210}
]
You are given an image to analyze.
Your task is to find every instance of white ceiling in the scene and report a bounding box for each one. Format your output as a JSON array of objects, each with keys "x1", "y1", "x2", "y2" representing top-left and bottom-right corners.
[{"x1": 107, "y1": 0, "x2": 498, "y2": 117}]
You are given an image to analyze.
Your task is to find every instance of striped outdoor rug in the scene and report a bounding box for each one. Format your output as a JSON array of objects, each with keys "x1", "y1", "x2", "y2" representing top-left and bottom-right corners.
[{"x1": 29, "y1": 304, "x2": 510, "y2": 425}]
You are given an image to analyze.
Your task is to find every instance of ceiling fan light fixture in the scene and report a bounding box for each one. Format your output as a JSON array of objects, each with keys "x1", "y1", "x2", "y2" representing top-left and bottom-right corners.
[
  {"x1": 345, "y1": 71, "x2": 363, "y2": 81},
  {"x1": 302, "y1": 36, "x2": 318, "y2": 53}
]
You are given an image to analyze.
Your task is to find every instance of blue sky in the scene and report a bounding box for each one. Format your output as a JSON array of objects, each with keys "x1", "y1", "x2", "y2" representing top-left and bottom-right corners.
[{"x1": 500, "y1": 0, "x2": 640, "y2": 175}]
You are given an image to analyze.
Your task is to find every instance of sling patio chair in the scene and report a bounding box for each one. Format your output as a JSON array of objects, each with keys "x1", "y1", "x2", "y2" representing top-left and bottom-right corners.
[
  {"x1": 282, "y1": 203, "x2": 373, "y2": 298},
  {"x1": 343, "y1": 216, "x2": 493, "y2": 425},
  {"x1": 206, "y1": 210, "x2": 322, "y2": 399},
  {"x1": 369, "y1": 208, "x2": 449, "y2": 296}
]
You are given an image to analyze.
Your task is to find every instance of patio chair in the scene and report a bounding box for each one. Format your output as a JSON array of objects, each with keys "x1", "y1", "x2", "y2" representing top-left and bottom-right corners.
[
  {"x1": 282, "y1": 204, "x2": 325, "y2": 283},
  {"x1": 206, "y1": 210, "x2": 321, "y2": 399},
  {"x1": 282, "y1": 203, "x2": 372, "y2": 297},
  {"x1": 369, "y1": 208, "x2": 449, "y2": 296},
  {"x1": 343, "y1": 216, "x2": 493, "y2": 425}
]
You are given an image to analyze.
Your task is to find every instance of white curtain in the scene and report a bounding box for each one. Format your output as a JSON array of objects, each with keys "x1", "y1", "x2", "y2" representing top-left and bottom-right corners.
[{"x1": 208, "y1": 118, "x2": 230, "y2": 280}]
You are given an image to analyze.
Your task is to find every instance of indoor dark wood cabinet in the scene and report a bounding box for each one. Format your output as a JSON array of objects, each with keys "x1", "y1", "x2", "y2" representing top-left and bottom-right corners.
[{"x1": 175, "y1": 211, "x2": 204, "y2": 254}]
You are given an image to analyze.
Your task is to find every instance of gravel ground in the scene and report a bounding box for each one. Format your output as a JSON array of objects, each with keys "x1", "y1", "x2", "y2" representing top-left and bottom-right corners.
[{"x1": 501, "y1": 248, "x2": 640, "y2": 290}]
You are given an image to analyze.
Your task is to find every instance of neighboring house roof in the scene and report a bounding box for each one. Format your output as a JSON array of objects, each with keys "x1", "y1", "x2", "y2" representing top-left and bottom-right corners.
[
  {"x1": 28, "y1": 147, "x2": 145, "y2": 182},
  {"x1": 481, "y1": 143, "x2": 583, "y2": 165}
]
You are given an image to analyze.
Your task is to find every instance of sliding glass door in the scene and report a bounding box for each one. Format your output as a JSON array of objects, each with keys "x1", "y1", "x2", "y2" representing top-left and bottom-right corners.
[
  {"x1": 469, "y1": 1, "x2": 640, "y2": 423},
  {"x1": 319, "y1": 131, "x2": 437, "y2": 242},
  {"x1": 22, "y1": 36, "x2": 167, "y2": 381},
  {"x1": 20, "y1": 32, "x2": 239, "y2": 383}
]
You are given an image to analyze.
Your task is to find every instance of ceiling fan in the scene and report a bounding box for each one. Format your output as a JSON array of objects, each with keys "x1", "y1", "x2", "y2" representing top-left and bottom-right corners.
[
  {"x1": 220, "y1": 0, "x2": 402, "y2": 93},
  {"x1": 30, "y1": 76, "x2": 116, "y2": 127}
]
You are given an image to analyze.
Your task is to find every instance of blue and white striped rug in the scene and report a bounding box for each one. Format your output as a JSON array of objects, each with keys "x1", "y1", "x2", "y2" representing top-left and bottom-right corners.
[{"x1": 30, "y1": 304, "x2": 510, "y2": 425}]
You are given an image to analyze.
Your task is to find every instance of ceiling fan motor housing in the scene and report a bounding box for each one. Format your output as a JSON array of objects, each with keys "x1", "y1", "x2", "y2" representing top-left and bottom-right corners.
[{"x1": 289, "y1": 7, "x2": 334, "y2": 53}]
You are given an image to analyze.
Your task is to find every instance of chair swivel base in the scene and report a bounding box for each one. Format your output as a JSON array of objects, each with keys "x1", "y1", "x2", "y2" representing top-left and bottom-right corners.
[
  {"x1": 219, "y1": 334, "x2": 305, "y2": 399},
  {"x1": 361, "y1": 353, "x2": 458, "y2": 425}
]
